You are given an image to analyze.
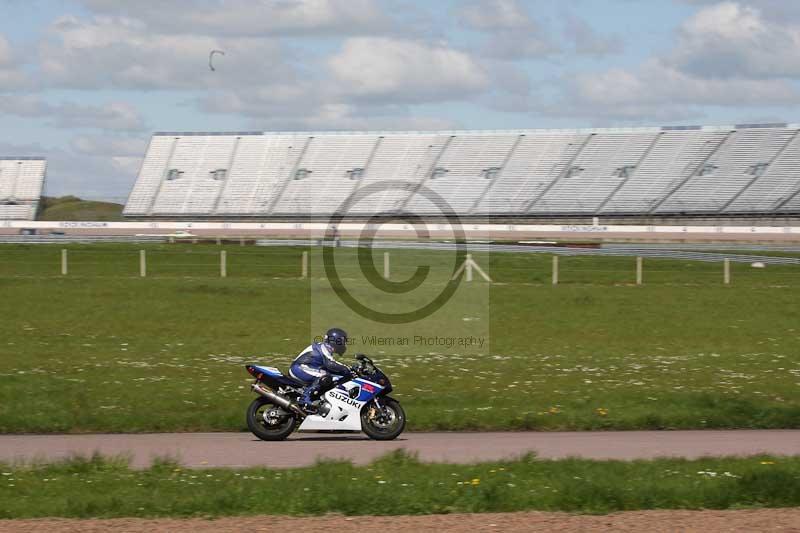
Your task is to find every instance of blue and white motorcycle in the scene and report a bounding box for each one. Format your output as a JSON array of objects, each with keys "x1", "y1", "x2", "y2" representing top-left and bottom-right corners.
[{"x1": 244, "y1": 354, "x2": 405, "y2": 441}]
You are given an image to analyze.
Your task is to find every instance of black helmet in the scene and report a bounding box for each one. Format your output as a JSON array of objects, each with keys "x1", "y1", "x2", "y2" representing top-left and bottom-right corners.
[{"x1": 324, "y1": 327, "x2": 348, "y2": 355}]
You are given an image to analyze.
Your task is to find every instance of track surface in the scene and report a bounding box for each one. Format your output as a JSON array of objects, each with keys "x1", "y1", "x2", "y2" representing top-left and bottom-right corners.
[{"x1": 1, "y1": 430, "x2": 799, "y2": 468}]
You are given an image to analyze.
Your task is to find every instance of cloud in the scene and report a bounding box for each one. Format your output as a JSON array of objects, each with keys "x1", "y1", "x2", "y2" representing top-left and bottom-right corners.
[
  {"x1": 78, "y1": 0, "x2": 390, "y2": 36},
  {"x1": 0, "y1": 33, "x2": 28, "y2": 90},
  {"x1": 328, "y1": 37, "x2": 489, "y2": 102},
  {"x1": 563, "y1": 13, "x2": 623, "y2": 58},
  {"x1": 458, "y1": 0, "x2": 532, "y2": 31},
  {"x1": 0, "y1": 139, "x2": 140, "y2": 201},
  {"x1": 70, "y1": 134, "x2": 148, "y2": 157},
  {"x1": 545, "y1": 58, "x2": 800, "y2": 122},
  {"x1": 539, "y1": 1, "x2": 800, "y2": 122},
  {"x1": 39, "y1": 15, "x2": 295, "y2": 90},
  {"x1": 457, "y1": 0, "x2": 558, "y2": 59},
  {"x1": 0, "y1": 95, "x2": 146, "y2": 131},
  {"x1": 672, "y1": 1, "x2": 800, "y2": 79}
]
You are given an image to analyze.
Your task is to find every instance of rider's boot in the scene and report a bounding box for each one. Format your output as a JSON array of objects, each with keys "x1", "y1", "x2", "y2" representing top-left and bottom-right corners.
[{"x1": 298, "y1": 386, "x2": 319, "y2": 413}]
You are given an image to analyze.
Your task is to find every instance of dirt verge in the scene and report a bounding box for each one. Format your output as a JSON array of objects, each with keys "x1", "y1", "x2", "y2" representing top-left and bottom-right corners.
[{"x1": 2, "y1": 509, "x2": 799, "y2": 533}]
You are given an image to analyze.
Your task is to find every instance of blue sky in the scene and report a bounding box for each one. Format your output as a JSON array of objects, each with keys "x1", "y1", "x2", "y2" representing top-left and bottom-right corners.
[{"x1": 1, "y1": 0, "x2": 799, "y2": 201}]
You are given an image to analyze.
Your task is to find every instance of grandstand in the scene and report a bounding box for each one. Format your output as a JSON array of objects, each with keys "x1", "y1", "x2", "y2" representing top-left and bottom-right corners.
[
  {"x1": 0, "y1": 157, "x2": 46, "y2": 221},
  {"x1": 123, "y1": 124, "x2": 800, "y2": 220}
]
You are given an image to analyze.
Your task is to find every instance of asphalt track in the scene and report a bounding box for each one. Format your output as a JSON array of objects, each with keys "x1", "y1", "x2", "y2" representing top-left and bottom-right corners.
[{"x1": 1, "y1": 430, "x2": 799, "y2": 468}]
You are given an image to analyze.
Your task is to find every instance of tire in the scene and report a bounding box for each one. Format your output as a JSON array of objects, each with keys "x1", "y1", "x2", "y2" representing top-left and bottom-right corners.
[
  {"x1": 361, "y1": 397, "x2": 406, "y2": 441},
  {"x1": 246, "y1": 396, "x2": 297, "y2": 441}
]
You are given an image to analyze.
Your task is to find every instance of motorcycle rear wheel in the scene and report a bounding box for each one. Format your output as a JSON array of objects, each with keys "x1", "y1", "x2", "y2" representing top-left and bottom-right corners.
[
  {"x1": 361, "y1": 397, "x2": 405, "y2": 441},
  {"x1": 246, "y1": 397, "x2": 297, "y2": 441}
]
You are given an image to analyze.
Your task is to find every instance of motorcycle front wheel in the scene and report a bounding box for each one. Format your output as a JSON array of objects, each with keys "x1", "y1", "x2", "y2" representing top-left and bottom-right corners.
[
  {"x1": 361, "y1": 397, "x2": 405, "y2": 441},
  {"x1": 246, "y1": 396, "x2": 297, "y2": 441}
]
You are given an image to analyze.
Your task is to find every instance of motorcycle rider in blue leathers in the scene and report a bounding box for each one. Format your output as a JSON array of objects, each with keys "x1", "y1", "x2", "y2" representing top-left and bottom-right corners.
[{"x1": 289, "y1": 328, "x2": 353, "y2": 411}]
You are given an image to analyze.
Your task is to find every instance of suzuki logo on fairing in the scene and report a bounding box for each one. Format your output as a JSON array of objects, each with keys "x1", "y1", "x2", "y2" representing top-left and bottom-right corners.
[{"x1": 330, "y1": 391, "x2": 361, "y2": 407}]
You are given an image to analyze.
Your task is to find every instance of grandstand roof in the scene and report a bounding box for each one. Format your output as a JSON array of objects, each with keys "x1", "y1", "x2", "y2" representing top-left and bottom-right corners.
[{"x1": 124, "y1": 124, "x2": 800, "y2": 218}]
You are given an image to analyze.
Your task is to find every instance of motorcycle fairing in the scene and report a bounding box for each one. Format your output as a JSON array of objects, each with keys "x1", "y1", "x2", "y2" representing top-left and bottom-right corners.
[{"x1": 298, "y1": 378, "x2": 384, "y2": 431}]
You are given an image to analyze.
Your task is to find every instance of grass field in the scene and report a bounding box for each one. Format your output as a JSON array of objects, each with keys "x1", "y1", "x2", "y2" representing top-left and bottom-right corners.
[
  {"x1": 0, "y1": 243, "x2": 799, "y2": 432},
  {"x1": 1, "y1": 452, "x2": 799, "y2": 518}
]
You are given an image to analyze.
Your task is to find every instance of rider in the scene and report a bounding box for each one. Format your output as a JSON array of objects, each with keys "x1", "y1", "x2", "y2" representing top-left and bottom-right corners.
[{"x1": 289, "y1": 327, "x2": 353, "y2": 410}]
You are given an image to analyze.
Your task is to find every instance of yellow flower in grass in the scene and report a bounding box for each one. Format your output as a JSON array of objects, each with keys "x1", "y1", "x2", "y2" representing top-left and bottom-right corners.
[
  {"x1": 760, "y1": 461, "x2": 776, "y2": 465},
  {"x1": 548, "y1": 406, "x2": 560, "y2": 414},
  {"x1": 595, "y1": 407, "x2": 609, "y2": 417},
  {"x1": 471, "y1": 478, "x2": 480, "y2": 486}
]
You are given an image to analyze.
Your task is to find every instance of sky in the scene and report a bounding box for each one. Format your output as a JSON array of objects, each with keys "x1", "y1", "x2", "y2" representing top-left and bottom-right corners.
[{"x1": 1, "y1": 0, "x2": 800, "y2": 201}]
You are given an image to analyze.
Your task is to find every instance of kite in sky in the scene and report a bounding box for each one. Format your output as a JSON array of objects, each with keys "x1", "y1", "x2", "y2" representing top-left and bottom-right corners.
[{"x1": 209, "y1": 50, "x2": 225, "y2": 71}]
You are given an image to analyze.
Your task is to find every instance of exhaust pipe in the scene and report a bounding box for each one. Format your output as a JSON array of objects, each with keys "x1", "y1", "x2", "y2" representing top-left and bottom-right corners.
[{"x1": 252, "y1": 383, "x2": 305, "y2": 416}]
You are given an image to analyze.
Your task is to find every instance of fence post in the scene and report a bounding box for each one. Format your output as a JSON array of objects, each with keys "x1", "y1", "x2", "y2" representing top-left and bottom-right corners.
[
  {"x1": 724, "y1": 258, "x2": 731, "y2": 285},
  {"x1": 216, "y1": 237, "x2": 222, "y2": 246},
  {"x1": 239, "y1": 237, "x2": 245, "y2": 247},
  {"x1": 466, "y1": 253, "x2": 473, "y2": 282},
  {"x1": 552, "y1": 255, "x2": 559, "y2": 285},
  {"x1": 139, "y1": 250, "x2": 146, "y2": 277},
  {"x1": 61, "y1": 249, "x2": 68, "y2": 276},
  {"x1": 636, "y1": 256, "x2": 643, "y2": 285},
  {"x1": 220, "y1": 250, "x2": 227, "y2": 278},
  {"x1": 384, "y1": 252, "x2": 390, "y2": 280},
  {"x1": 301, "y1": 251, "x2": 308, "y2": 279}
]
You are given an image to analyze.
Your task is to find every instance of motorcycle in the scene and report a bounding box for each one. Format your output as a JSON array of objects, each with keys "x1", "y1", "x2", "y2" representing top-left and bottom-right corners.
[{"x1": 244, "y1": 354, "x2": 406, "y2": 441}]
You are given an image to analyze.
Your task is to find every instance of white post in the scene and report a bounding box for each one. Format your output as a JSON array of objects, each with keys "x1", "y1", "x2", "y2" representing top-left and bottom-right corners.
[
  {"x1": 552, "y1": 255, "x2": 558, "y2": 285},
  {"x1": 465, "y1": 253, "x2": 473, "y2": 282},
  {"x1": 140, "y1": 250, "x2": 146, "y2": 277},
  {"x1": 384, "y1": 252, "x2": 390, "y2": 280},
  {"x1": 301, "y1": 251, "x2": 308, "y2": 279},
  {"x1": 240, "y1": 237, "x2": 245, "y2": 247},
  {"x1": 724, "y1": 258, "x2": 731, "y2": 285},
  {"x1": 216, "y1": 237, "x2": 222, "y2": 246},
  {"x1": 61, "y1": 249, "x2": 68, "y2": 276},
  {"x1": 636, "y1": 256, "x2": 643, "y2": 286},
  {"x1": 220, "y1": 250, "x2": 227, "y2": 278}
]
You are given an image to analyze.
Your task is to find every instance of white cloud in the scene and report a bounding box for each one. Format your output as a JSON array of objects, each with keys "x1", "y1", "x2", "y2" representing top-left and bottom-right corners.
[
  {"x1": 39, "y1": 15, "x2": 291, "y2": 90},
  {"x1": 672, "y1": 2, "x2": 800, "y2": 78},
  {"x1": 328, "y1": 37, "x2": 489, "y2": 102},
  {"x1": 458, "y1": 0, "x2": 532, "y2": 31},
  {"x1": 0, "y1": 33, "x2": 27, "y2": 90},
  {"x1": 71, "y1": 135, "x2": 147, "y2": 157},
  {"x1": 546, "y1": 58, "x2": 800, "y2": 122},
  {"x1": 0, "y1": 139, "x2": 138, "y2": 201},
  {"x1": 457, "y1": 0, "x2": 558, "y2": 59},
  {"x1": 78, "y1": 0, "x2": 390, "y2": 36},
  {"x1": 563, "y1": 13, "x2": 623, "y2": 58},
  {"x1": 0, "y1": 95, "x2": 146, "y2": 131}
]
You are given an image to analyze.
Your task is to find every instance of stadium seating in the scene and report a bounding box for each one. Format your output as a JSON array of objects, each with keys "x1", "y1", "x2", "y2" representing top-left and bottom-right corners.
[
  {"x1": 0, "y1": 157, "x2": 46, "y2": 220},
  {"x1": 123, "y1": 125, "x2": 800, "y2": 218}
]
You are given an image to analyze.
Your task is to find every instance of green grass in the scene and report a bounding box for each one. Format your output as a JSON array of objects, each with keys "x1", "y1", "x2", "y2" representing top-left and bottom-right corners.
[
  {"x1": 37, "y1": 196, "x2": 124, "y2": 221},
  {"x1": 1, "y1": 452, "x2": 799, "y2": 518},
  {"x1": 0, "y1": 243, "x2": 799, "y2": 432}
]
